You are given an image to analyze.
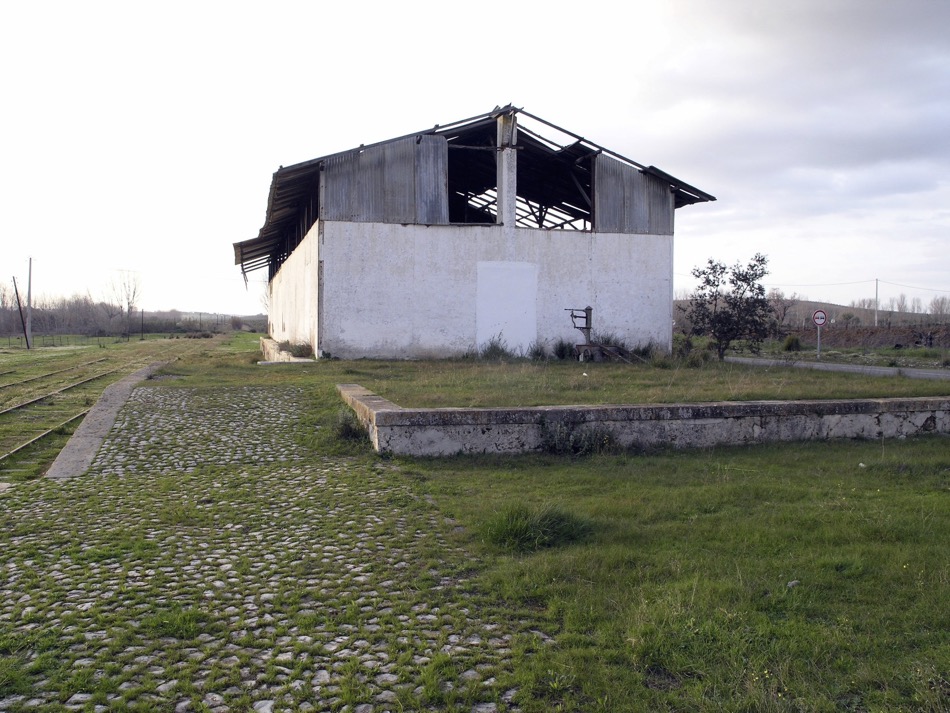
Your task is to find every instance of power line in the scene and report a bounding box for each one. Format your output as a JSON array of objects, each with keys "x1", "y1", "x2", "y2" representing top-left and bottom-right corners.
[
  {"x1": 765, "y1": 280, "x2": 875, "y2": 288},
  {"x1": 676, "y1": 273, "x2": 950, "y2": 295},
  {"x1": 878, "y1": 280, "x2": 950, "y2": 295}
]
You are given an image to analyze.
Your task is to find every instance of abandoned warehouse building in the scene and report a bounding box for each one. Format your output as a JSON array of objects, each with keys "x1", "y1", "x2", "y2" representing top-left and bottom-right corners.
[{"x1": 233, "y1": 105, "x2": 715, "y2": 359}]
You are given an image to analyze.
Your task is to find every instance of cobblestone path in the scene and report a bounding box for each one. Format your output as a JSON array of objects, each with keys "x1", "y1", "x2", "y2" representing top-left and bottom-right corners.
[{"x1": 1, "y1": 386, "x2": 544, "y2": 712}]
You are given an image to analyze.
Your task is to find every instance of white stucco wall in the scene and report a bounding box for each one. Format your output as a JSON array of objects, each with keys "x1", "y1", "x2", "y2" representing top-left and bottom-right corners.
[
  {"x1": 268, "y1": 223, "x2": 320, "y2": 350},
  {"x1": 269, "y1": 220, "x2": 673, "y2": 359}
]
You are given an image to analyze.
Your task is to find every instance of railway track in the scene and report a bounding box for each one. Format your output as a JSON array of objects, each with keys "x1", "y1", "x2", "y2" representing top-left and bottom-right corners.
[
  {"x1": 0, "y1": 338, "x2": 216, "y2": 479},
  {"x1": 0, "y1": 357, "x2": 108, "y2": 390}
]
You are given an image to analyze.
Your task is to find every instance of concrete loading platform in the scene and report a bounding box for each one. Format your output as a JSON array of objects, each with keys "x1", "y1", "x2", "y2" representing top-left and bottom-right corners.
[{"x1": 338, "y1": 384, "x2": 949, "y2": 457}]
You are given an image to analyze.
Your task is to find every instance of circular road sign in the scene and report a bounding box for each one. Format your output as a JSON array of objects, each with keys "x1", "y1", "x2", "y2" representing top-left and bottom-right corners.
[{"x1": 813, "y1": 309, "x2": 827, "y2": 327}]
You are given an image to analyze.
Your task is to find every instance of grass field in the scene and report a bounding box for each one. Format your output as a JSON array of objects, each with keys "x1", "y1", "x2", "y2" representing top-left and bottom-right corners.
[
  {"x1": 409, "y1": 441, "x2": 949, "y2": 711},
  {"x1": 1, "y1": 333, "x2": 947, "y2": 711},
  {"x1": 320, "y1": 356, "x2": 950, "y2": 409},
  {"x1": 161, "y1": 335, "x2": 950, "y2": 710}
]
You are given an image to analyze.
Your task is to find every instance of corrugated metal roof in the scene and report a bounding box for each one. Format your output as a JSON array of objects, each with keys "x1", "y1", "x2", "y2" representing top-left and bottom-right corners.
[{"x1": 234, "y1": 105, "x2": 715, "y2": 275}]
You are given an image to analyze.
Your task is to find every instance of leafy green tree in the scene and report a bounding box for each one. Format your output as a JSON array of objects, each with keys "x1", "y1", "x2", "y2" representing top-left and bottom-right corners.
[{"x1": 685, "y1": 253, "x2": 774, "y2": 360}]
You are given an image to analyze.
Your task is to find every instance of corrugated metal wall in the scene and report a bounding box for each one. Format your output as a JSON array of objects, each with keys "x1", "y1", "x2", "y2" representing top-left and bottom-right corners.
[
  {"x1": 594, "y1": 155, "x2": 674, "y2": 235},
  {"x1": 319, "y1": 135, "x2": 449, "y2": 224}
]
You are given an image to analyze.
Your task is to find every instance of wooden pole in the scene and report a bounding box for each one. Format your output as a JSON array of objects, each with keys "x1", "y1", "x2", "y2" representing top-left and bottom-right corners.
[{"x1": 12, "y1": 277, "x2": 31, "y2": 349}]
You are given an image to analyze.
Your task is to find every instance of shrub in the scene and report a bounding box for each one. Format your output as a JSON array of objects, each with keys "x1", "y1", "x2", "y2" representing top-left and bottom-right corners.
[
  {"x1": 290, "y1": 343, "x2": 313, "y2": 358},
  {"x1": 685, "y1": 349, "x2": 710, "y2": 368},
  {"x1": 481, "y1": 503, "x2": 592, "y2": 553},
  {"x1": 335, "y1": 407, "x2": 369, "y2": 443},
  {"x1": 278, "y1": 341, "x2": 313, "y2": 358},
  {"x1": 783, "y1": 335, "x2": 802, "y2": 352},
  {"x1": 672, "y1": 333, "x2": 693, "y2": 359},
  {"x1": 553, "y1": 338, "x2": 576, "y2": 361},
  {"x1": 650, "y1": 352, "x2": 674, "y2": 369},
  {"x1": 592, "y1": 331, "x2": 630, "y2": 354},
  {"x1": 539, "y1": 417, "x2": 617, "y2": 456},
  {"x1": 527, "y1": 339, "x2": 549, "y2": 361},
  {"x1": 627, "y1": 342, "x2": 656, "y2": 364},
  {"x1": 479, "y1": 333, "x2": 515, "y2": 361}
]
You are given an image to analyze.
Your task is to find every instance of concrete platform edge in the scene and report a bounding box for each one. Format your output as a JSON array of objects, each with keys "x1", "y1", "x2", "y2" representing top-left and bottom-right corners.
[{"x1": 45, "y1": 363, "x2": 168, "y2": 480}]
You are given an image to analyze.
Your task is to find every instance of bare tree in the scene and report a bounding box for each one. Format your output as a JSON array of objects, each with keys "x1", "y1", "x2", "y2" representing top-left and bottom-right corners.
[
  {"x1": 0, "y1": 282, "x2": 12, "y2": 335},
  {"x1": 839, "y1": 312, "x2": 860, "y2": 328},
  {"x1": 260, "y1": 283, "x2": 270, "y2": 314},
  {"x1": 767, "y1": 288, "x2": 798, "y2": 328},
  {"x1": 110, "y1": 271, "x2": 141, "y2": 336},
  {"x1": 928, "y1": 295, "x2": 950, "y2": 323}
]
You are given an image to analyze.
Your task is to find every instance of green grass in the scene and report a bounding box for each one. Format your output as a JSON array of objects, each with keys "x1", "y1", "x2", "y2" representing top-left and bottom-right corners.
[
  {"x1": 406, "y1": 439, "x2": 950, "y2": 711},
  {"x1": 2, "y1": 332, "x2": 947, "y2": 710},
  {"x1": 481, "y1": 503, "x2": 592, "y2": 553},
  {"x1": 321, "y1": 358, "x2": 950, "y2": 409},
  {"x1": 141, "y1": 604, "x2": 216, "y2": 640}
]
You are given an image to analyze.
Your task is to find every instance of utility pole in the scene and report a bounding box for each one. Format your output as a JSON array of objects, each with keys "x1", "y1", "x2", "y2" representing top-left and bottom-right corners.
[
  {"x1": 12, "y1": 277, "x2": 31, "y2": 349},
  {"x1": 874, "y1": 278, "x2": 879, "y2": 327},
  {"x1": 26, "y1": 258, "x2": 32, "y2": 348}
]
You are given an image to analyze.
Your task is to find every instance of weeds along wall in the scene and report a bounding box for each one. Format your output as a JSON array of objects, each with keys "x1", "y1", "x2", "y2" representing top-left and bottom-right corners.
[{"x1": 268, "y1": 219, "x2": 674, "y2": 359}]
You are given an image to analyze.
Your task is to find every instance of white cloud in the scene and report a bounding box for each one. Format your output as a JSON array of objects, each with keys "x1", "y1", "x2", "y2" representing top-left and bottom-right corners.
[{"x1": 1, "y1": 0, "x2": 948, "y2": 314}]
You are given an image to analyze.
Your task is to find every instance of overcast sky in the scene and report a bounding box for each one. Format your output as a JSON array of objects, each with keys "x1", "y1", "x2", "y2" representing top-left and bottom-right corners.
[{"x1": 2, "y1": 0, "x2": 948, "y2": 316}]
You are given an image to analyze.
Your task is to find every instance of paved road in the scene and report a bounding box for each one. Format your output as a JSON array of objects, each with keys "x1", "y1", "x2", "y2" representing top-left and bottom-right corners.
[
  {"x1": 2, "y1": 385, "x2": 541, "y2": 712},
  {"x1": 725, "y1": 356, "x2": 950, "y2": 381}
]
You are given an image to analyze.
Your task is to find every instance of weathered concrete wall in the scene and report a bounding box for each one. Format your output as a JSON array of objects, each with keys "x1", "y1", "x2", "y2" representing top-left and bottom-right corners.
[
  {"x1": 268, "y1": 222, "x2": 320, "y2": 350},
  {"x1": 259, "y1": 338, "x2": 314, "y2": 363},
  {"x1": 338, "y1": 384, "x2": 950, "y2": 456},
  {"x1": 306, "y1": 220, "x2": 672, "y2": 359}
]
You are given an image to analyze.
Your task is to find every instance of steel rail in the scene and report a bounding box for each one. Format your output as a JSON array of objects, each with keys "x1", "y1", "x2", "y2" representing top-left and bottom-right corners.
[
  {"x1": 0, "y1": 358, "x2": 109, "y2": 390},
  {"x1": 0, "y1": 367, "x2": 129, "y2": 416},
  {"x1": 0, "y1": 410, "x2": 90, "y2": 463},
  {"x1": 0, "y1": 342, "x2": 207, "y2": 467}
]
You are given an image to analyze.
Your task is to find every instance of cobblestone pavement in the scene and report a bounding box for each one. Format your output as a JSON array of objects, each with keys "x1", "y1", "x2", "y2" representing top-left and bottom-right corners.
[{"x1": 1, "y1": 386, "x2": 546, "y2": 712}]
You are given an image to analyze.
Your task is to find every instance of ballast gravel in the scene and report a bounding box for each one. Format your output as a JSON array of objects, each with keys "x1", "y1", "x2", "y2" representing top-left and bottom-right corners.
[{"x1": 0, "y1": 386, "x2": 547, "y2": 712}]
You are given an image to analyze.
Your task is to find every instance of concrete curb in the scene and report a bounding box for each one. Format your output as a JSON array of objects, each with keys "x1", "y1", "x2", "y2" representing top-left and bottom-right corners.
[
  {"x1": 338, "y1": 384, "x2": 950, "y2": 456},
  {"x1": 45, "y1": 362, "x2": 168, "y2": 480}
]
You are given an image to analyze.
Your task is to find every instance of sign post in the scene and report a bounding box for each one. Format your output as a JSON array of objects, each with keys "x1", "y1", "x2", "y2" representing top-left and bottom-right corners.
[{"x1": 813, "y1": 309, "x2": 827, "y2": 359}]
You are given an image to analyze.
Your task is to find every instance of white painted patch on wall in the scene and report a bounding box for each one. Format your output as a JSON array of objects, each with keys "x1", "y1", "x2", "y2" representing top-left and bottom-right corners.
[{"x1": 476, "y1": 261, "x2": 538, "y2": 353}]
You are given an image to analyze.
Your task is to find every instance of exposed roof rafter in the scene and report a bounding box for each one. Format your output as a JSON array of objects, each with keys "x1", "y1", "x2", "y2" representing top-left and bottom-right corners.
[{"x1": 234, "y1": 105, "x2": 715, "y2": 275}]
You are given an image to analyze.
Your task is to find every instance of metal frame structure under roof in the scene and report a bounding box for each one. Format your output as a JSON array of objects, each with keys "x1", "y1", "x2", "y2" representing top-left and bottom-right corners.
[{"x1": 234, "y1": 105, "x2": 715, "y2": 277}]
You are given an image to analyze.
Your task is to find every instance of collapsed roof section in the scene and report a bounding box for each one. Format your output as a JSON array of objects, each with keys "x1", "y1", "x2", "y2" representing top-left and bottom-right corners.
[{"x1": 234, "y1": 105, "x2": 715, "y2": 277}]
